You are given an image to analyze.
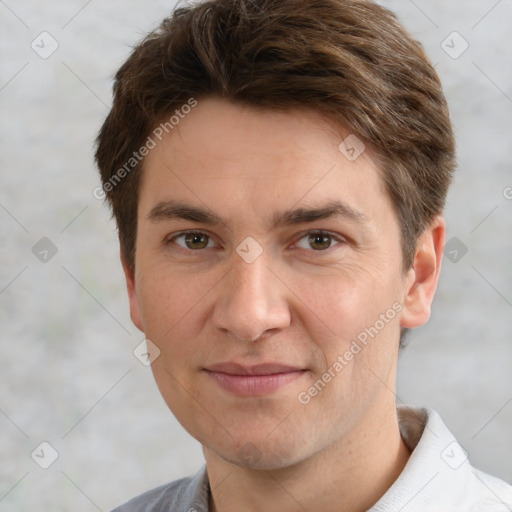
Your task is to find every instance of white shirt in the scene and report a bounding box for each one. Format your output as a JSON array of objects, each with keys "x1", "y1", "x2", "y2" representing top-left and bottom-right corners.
[{"x1": 112, "y1": 407, "x2": 512, "y2": 511}]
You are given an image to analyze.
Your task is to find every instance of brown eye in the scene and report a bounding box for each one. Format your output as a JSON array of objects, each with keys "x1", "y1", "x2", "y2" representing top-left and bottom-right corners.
[
  {"x1": 295, "y1": 231, "x2": 343, "y2": 252},
  {"x1": 184, "y1": 232, "x2": 210, "y2": 249},
  {"x1": 308, "y1": 232, "x2": 333, "y2": 250},
  {"x1": 170, "y1": 232, "x2": 213, "y2": 250}
]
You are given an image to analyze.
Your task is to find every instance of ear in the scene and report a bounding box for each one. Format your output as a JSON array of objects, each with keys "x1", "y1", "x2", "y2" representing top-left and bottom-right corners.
[
  {"x1": 120, "y1": 246, "x2": 144, "y2": 333},
  {"x1": 400, "y1": 216, "x2": 445, "y2": 329}
]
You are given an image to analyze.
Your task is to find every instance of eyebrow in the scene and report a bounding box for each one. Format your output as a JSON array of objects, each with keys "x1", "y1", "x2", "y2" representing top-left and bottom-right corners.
[
  {"x1": 147, "y1": 199, "x2": 367, "y2": 229},
  {"x1": 272, "y1": 200, "x2": 367, "y2": 228},
  {"x1": 148, "y1": 201, "x2": 226, "y2": 226}
]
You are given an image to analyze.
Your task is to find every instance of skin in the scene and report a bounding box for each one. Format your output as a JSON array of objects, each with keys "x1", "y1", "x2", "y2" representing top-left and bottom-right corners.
[{"x1": 121, "y1": 97, "x2": 445, "y2": 512}]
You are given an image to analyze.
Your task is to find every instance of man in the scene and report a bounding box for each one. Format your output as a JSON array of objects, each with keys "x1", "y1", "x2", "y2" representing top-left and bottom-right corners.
[{"x1": 95, "y1": 0, "x2": 512, "y2": 510}]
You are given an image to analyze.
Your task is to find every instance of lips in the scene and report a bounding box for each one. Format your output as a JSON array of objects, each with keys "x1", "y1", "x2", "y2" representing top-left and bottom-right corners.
[{"x1": 204, "y1": 363, "x2": 306, "y2": 396}]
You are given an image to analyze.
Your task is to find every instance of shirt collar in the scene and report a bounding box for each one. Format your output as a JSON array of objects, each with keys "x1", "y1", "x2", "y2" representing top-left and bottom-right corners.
[{"x1": 184, "y1": 407, "x2": 512, "y2": 512}]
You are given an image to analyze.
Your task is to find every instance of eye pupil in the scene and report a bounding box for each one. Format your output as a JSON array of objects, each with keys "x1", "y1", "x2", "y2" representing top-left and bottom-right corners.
[
  {"x1": 309, "y1": 233, "x2": 331, "y2": 250},
  {"x1": 185, "y1": 233, "x2": 209, "y2": 249}
]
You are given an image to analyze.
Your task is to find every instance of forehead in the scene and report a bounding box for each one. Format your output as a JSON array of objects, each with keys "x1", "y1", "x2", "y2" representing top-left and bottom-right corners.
[{"x1": 139, "y1": 97, "x2": 390, "y2": 226}]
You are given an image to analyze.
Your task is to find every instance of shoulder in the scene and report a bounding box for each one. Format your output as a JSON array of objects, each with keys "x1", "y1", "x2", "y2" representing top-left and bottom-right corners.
[
  {"x1": 371, "y1": 407, "x2": 512, "y2": 512},
  {"x1": 418, "y1": 408, "x2": 512, "y2": 511},
  {"x1": 466, "y1": 466, "x2": 512, "y2": 512},
  {"x1": 111, "y1": 466, "x2": 209, "y2": 512}
]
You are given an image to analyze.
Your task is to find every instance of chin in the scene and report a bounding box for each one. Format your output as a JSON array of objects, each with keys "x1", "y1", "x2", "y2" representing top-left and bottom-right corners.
[
  {"x1": 203, "y1": 428, "x2": 317, "y2": 472},
  {"x1": 218, "y1": 445, "x2": 304, "y2": 471}
]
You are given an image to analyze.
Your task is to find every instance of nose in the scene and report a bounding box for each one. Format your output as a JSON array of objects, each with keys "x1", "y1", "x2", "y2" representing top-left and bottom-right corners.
[{"x1": 211, "y1": 252, "x2": 291, "y2": 342}]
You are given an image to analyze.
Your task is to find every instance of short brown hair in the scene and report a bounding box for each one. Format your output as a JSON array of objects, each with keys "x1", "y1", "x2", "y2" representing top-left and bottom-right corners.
[{"x1": 95, "y1": 0, "x2": 455, "y2": 271}]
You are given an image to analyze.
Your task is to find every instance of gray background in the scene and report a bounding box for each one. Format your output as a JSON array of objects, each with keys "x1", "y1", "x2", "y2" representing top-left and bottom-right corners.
[{"x1": 1, "y1": 0, "x2": 511, "y2": 510}]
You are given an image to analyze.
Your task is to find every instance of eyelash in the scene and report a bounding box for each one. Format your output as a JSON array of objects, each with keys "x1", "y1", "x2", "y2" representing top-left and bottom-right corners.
[{"x1": 166, "y1": 230, "x2": 346, "y2": 253}]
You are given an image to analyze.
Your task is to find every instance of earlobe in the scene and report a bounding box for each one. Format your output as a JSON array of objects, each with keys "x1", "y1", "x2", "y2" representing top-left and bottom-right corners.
[
  {"x1": 400, "y1": 216, "x2": 446, "y2": 329},
  {"x1": 120, "y1": 246, "x2": 145, "y2": 333}
]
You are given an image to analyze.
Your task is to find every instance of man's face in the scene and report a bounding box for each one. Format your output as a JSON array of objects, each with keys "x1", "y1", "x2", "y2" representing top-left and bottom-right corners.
[{"x1": 124, "y1": 97, "x2": 425, "y2": 469}]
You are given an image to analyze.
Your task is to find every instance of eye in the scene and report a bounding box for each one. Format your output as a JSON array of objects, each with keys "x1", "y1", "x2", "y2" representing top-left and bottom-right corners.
[
  {"x1": 170, "y1": 231, "x2": 215, "y2": 250},
  {"x1": 295, "y1": 231, "x2": 343, "y2": 251}
]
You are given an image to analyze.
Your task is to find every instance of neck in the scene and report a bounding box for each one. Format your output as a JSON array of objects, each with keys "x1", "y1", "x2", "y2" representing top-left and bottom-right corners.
[{"x1": 205, "y1": 402, "x2": 411, "y2": 512}]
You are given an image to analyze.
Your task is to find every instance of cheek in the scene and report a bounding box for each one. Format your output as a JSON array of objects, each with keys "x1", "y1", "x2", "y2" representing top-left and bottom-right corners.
[
  {"x1": 138, "y1": 269, "x2": 210, "y2": 418},
  {"x1": 296, "y1": 275, "x2": 402, "y2": 431},
  {"x1": 293, "y1": 264, "x2": 396, "y2": 333},
  {"x1": 290, "y1": 265, "x2": 403, "y2": 384},
  {"x1": 136, "y1": 266, "x2": 213, "y2": 365},
  {"x1": 138, "y1": 263, "x2": 209, "y2": 326}
]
